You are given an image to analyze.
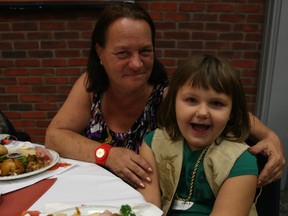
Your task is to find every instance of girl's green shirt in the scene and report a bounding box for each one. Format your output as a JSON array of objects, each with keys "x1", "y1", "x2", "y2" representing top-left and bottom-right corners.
[{"x1": 144, "y1": 130, "x2": 258, "y2": 216}]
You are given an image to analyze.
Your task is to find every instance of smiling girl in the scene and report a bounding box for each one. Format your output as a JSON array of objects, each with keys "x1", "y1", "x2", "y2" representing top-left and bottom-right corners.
[{"x1": 138, "y1": 54, "x2": 258, "y2": 216}]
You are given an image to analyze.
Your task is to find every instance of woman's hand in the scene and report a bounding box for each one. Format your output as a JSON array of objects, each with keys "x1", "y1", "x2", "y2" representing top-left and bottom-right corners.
[
  {"x1": 248, "y1": 113, "x2": 286, "y2": 187},
  {"x1": 248, "y1": 134, "x2": 285, "y2": 187},
  {"x1": 105, "y1": 147, "x2": 153, "y2": 188}
]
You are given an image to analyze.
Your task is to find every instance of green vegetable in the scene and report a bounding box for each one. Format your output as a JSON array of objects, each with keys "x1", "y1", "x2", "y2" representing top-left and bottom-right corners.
[
  {"x1": 18, "y1": 155, "x2": 27, "y2": 164},
  {"x1": 0, "y1": 155, "x2": 8, "y2": 162},
  {"x1": 119, "y1": 204, "x2": 136, "y2": 216},
  {"x1": 0, "y1": 154, "x2": 27, "y2": 164}
]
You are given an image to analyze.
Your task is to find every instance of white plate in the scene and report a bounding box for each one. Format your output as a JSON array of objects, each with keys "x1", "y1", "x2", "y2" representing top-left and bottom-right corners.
[
  {"x1": 53, "y1": 205, "x2": 120, "y2": 215},
  {"x1": 0, "y1": 149, "x2": 59, "y2": 181}
]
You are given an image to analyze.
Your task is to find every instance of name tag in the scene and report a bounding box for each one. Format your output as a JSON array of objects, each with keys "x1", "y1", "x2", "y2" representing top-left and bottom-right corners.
[{"x1": 172, "y1": 199, "x2": 194, "y2": 210}]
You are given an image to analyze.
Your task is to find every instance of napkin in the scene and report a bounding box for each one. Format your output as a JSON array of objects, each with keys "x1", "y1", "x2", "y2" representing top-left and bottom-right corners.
[{"x1": 0, "y1": 178, "x2": 57, "y2": 216}]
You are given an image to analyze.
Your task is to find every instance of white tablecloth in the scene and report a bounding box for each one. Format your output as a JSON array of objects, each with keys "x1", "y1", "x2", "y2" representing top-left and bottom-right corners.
[
  {"x1": 29, "y1": 158, "x2": 162, "y2": 215},
  {"x1": 1, "y1": 141, "x2": 162, "y2": 215}
]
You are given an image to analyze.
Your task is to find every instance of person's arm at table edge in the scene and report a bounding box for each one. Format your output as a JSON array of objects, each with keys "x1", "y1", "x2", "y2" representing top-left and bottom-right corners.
[
  {"x1": 248, "y1": 113, "x2": 285, "y2": 186},
  {"x1": 45, "y1": 73, "x2": 99, "y2": 163},
  {"x1": 45, "y1": 73, "x2": 153, "y2": 188}
]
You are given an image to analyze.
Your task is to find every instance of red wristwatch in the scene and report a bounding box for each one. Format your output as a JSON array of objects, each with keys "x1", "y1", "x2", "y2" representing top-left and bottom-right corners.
[{"x1": 94, "y1": 143, "x2": 112, "y2": 166}]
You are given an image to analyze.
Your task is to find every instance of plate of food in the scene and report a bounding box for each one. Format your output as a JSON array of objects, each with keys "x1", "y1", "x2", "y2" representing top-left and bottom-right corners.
[
  {"x1": 0, "y1": 143, "x2": 59, "y2": 180},
  {"x1": 51, "y1": 204, "x2": 136, "y2": 216}
]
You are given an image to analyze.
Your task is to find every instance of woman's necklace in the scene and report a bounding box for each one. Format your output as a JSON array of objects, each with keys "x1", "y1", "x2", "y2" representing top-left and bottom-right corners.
[{"x1": 175, "y1": 144, "x2": 210, "y2": 202}]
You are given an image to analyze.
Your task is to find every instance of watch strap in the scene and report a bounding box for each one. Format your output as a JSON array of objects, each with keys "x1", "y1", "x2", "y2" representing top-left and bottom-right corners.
[{"x1": 94, "y1": 143, "x2": 112, "y2": 166}]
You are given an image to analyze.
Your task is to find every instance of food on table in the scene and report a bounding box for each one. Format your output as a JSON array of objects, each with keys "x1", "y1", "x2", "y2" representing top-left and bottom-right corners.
[
  {"x1": 49, "y1": 204, "x2": 136, "y2": 216},
  {"x1": 1, "y1": 158, "x2": 25, "y2": 176},
  {"x1": 35, "y1": 146, "x2": 53, "y2": 165},
  {"x1": 48, "y1": 208, "x2": 120, "y2": 216},
  {"x1": 72, "y1": 207, "x2": 81, "y2": 216},
  {"x1": 0, "y1": 145, "x2": 53, "y2": 176},
  {"x1": 99, "y1": 210, "x2": 121, "y2": 216},
  {"x1": 91, "y1": 210, "x2": 121, "y2": 216},
  {"x1": 119, "y1": 204, "x2": 136, "y2": 216},
  {"x1": 25, "y1": 154, "x2": 47, "y2": 172},
  {"x1": 0, "y1": 144, "x2": 8, "y2": 156}
]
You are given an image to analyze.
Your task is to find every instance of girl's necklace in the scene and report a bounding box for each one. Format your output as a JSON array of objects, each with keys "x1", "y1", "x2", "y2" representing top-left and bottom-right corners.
[{"x1": 175, "y1": 145, "x2": 210, "y2": 202}]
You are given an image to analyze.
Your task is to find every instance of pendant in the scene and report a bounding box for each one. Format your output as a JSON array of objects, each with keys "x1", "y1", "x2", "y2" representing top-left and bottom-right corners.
[{"x1": 172, "y1": 199, "x2": 194, "y2": 210}]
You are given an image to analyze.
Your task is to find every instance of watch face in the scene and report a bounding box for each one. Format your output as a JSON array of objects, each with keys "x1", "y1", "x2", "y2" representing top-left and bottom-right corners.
[{"x1": 96, "y1": 148, "x2": 105, "y2": 158}]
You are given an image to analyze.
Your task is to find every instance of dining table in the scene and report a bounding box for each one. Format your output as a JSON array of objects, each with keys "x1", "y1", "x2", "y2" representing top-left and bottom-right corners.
[{"x1": 0, "y1": 140, "x2": 163, "y2": 216}]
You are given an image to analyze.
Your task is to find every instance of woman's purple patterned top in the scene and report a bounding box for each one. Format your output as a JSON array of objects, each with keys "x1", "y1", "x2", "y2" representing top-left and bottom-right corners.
[{"x1": 84, "y1": 82, "x2": 168, "y2": 153}]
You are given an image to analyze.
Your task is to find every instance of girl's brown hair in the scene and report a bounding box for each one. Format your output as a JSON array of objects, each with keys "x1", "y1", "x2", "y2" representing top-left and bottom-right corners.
[{"x1": 158, "y1": 54, "x2": 250, "y2": 143}]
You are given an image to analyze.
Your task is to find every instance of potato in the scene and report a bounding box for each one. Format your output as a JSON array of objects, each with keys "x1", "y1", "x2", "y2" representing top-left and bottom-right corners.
[
  {"x1": 1, "y1": 158, "x2": 25, "y2": 176},
  {"x1": 0, "y1": 144, "x2": 8, "y2": 156}
]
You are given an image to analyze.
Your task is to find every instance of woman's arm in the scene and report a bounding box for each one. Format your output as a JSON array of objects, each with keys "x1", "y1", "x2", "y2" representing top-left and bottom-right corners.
[
  {"x1": 248, "y1": 113, "x2": 285, "y2": 186},
  {"x1": 45, "y1": 73, "x2": 153, "y2": 188},
  {"x1": 137, "y1": 141, "x2": 161, "y2": 208},
  {"x1": 45, "y1": 73, "x2": 97, "y2": 162},
  {"x1": 211, "y1": 175, "x2": 257, "y2": 216}
]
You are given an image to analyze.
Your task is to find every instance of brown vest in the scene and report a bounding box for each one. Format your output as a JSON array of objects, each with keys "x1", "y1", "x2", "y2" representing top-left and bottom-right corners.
[{"x1": 151, "y1": 129, "x2": 258, "y2": 216}]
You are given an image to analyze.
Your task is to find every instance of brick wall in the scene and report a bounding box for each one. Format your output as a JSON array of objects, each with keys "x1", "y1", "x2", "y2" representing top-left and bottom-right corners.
[{"x1": 0, "y1": 0, "x2": 267, "y2": 143}]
